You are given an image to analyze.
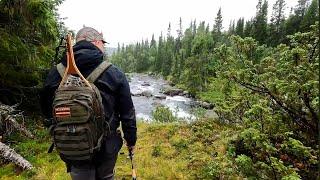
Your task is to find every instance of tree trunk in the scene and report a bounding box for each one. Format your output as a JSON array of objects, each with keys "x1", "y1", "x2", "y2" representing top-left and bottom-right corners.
[{"x1": 0, "y1": 142, "x2": 33, "y2": 170}]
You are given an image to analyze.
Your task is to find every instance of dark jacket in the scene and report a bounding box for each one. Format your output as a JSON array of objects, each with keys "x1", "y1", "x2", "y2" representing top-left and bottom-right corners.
[{"x1": 40, "y1": 40, "x2": 137, "y2": 146}]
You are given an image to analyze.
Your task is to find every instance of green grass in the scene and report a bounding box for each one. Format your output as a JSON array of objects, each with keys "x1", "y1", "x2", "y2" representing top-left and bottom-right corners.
[{"x1": 0, "y1": 120, "x2": 240, "y2": 180}]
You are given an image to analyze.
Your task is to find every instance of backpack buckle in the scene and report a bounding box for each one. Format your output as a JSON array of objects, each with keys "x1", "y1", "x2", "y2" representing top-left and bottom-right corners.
[{"x1": 67, "y1": 125, "x2": 76, "y2": 133}]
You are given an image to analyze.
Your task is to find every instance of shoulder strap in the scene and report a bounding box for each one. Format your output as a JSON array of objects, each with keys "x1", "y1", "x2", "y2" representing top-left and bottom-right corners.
[
  {"x1": 56, "y1": 63, "x2": 65, "y2": 78},
  {"x1": 87, "y1": 61, "x2": 112, "y2": 83}
]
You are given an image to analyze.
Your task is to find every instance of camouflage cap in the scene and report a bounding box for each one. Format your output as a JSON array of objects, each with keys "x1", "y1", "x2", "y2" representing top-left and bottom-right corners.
[{"x1": 75, "y1": 27, "x2": 107, "y2": 43}]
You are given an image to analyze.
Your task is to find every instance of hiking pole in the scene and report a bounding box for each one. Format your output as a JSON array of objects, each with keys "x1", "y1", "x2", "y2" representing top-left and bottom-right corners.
[{"x1": 129, "y1": 149, "x2": 137, "y2": 180}]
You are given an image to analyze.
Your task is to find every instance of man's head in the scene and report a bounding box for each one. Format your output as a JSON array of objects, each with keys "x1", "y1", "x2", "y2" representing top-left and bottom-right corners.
[{"x1": 75, "y1": 27, "x2": 106, "y2": 53}]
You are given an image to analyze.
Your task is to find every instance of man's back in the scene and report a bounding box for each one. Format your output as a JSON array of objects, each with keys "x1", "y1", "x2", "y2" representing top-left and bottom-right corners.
[{"x1": 40, "y1": 32, "x2": 136, "y2": 179}]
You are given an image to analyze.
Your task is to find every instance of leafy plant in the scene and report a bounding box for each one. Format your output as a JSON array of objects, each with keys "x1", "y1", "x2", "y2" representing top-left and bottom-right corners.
[{"x1": 152, "y1": 105, "x2": 178, "y2": 123}]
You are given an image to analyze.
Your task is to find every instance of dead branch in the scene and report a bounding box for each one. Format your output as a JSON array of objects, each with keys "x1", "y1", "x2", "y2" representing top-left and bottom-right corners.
[
  {"x1": 0, "y1": 103, "x2": 34, "y2": 170},
  {"x1": 0, "y1": 103, "x2": 34, "y2": 138},
  {"x1": 0, "y1": 142, "x2": 33, "y2": 170}
]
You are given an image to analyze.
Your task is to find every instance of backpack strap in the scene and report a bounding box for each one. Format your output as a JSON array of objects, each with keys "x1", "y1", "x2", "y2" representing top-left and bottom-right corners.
[
  {"x1": 56, "y1": 63, "x2": 65, "y2": 78},
  {"x1": 56, "y1": 61, "x2": 112, "y2": 82},
  {"x1": 87, "y1": 61, "x2": 112, "y2": 83}
]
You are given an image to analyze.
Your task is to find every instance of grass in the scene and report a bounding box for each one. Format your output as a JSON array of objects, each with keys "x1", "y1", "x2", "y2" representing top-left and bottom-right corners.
[{"x1": 0, "y1": 120, "x2": 240, "y2": 179}]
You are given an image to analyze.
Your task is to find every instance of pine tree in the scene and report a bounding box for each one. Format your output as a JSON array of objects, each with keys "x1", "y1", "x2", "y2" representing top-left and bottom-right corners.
[
  {"x1": 154, "y1": 32, "x2": 164, "y2": 73},
  {"x1": 235, "y1": 18, "x2": 245, "y2": 37},
  {"x1": 182, "y1": 22, "x2": 194, "y2": 58},
  {"x1": 244, "y1": 19, "x2": 254, "y2": 37},
  {"x1": 150, "y1": 34, "x2": 156, "y2": 48},
  {"x1": 213, "y1": 8, "x2": 223, "y2": 35},
  {"x1": 285, "y1": 0, "x2": 309, "y2": 35},
  {"x1": 213, "y1": 8, "x2": 223, "y2": 44},
  {"x1": 160, "y1": 23, "x2": 174, "y2": 76},
  {"x1": 269, "y1": 0, "x2": 286, "y2": 46},
  {"x1": 192, "y1": 20, "x2": 197, "y2": 38},
  {"x1": 177, "y1": 17, "x2": 183, "y2": 42},
  {"x1": 149, "y1": 34, "x2": 157, "y2": 72},
  {"x1": 172, "y1": 18, "x2": 183, "y2": 80},
  {"x1": 253, "y1": 0, "x2": 268, "y2": 44},
  {"x1": 300, "y1": 0, "x2": 319, "y2": 31},
  {"x1": 294, "y1": 0, "x2": 309, "y2": 17},
  {"x1": 228, "y1": 20, "x2": 236, "y2": 35}
]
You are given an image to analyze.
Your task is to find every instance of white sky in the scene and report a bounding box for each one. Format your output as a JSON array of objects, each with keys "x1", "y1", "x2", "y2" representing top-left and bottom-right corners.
[{"x1": 58, "y1": 0, "x2": 298, "y2": 47}]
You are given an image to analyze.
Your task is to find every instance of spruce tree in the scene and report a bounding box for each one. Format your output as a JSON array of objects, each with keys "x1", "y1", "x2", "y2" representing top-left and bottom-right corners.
[
  {"x1": 253, "y1": 0, "x2": 268, "y2": 44},
  {"x1": 213, "y1": 8, "x2": 223, "y2": 35},
  {"x1": 244, "y1": 19, "x2": 254, "y2": 37},
  {"x1": 212, "y1": 7, "x2": 223, "y2": 47},
  {"x1": 285, "y1": 0, "x2": 309, "y2": 35},
  {"x1": 228, "y1": 20, "x2": 236, "y2": 35},
  {"x1": 300, "y1": 0, "x2": 319, "y2": 31},
  {"x1": 235, "y1": 18, "x2": 245, "y2": 37},
  {"x1": 269, "y1": 0, "x2": 286, "y2": 46}
]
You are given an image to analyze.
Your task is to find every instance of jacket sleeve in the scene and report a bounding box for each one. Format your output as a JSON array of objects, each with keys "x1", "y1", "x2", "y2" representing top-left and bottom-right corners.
[{"x1": 117, "y1": 73, "x2": 137, "y2": 146}]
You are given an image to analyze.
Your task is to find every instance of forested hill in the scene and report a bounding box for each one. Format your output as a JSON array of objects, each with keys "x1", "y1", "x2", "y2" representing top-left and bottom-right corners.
[{"x1": 110, "y1": 0, "x2": 319, "y2": 179}]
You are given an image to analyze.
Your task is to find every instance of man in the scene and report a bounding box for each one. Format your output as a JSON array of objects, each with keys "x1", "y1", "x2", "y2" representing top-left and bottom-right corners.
[{"x1": 40, "y1": 27, "x2": 137, "y2": 180}]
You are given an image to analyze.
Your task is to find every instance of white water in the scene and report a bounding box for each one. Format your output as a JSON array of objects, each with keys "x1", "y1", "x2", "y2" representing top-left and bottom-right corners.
[{"x1": 129, "y1": 73, "x2": 196, "y2": 121}]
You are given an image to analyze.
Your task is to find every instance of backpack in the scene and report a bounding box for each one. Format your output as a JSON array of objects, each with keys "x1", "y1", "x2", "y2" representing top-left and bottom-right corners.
[{"x1": 49, "y1": 60, "x2": 111, "y2": 164}]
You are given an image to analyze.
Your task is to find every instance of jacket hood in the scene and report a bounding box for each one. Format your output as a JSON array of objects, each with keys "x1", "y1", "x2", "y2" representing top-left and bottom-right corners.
[{"x1": 61, "y1": 40, "x2": 103, "y2": 73}]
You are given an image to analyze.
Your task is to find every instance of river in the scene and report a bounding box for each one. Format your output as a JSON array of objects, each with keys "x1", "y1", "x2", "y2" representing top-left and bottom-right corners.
[{"x1": 129, "y1": 73, "x2": 202, "y2": 122}]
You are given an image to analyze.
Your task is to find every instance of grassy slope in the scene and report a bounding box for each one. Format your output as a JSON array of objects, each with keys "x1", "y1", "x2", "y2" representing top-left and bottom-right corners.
[{"x1": 0, "y1": 120, "x2": 239, "y2": 180}]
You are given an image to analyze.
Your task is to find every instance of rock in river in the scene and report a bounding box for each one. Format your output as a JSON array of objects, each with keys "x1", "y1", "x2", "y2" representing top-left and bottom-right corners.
[{"x1": 163, "y1": 88, "x2": 184, "y2": 96}]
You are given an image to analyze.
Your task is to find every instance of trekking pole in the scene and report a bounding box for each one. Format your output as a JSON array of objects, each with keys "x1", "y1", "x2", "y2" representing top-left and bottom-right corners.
[
  {"x1": 129, "y1": 149, "x2": 137, "y2": 180},
  {"x1": 52, "y1": 36, "x2": 65, "y2": 67}
]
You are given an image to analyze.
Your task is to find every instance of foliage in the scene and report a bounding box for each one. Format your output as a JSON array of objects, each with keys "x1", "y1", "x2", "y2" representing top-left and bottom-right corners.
[
  {"x1": 0, "y1": 0, "x2": 64, "y2": 107},
  {"x1": 110, "y1": 1, "x2": 319, "y2": 178},
  {"x1": 152, "y1": 105, "x2": 178, "y2": 123},
  {"x1": 217, "y1": 24, "x2": 319, "y2": 179}
]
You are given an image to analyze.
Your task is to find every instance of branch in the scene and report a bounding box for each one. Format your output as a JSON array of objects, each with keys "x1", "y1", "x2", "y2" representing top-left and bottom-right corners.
[
  {"x1": 4, "y1": 115, "x2": 34, "y2": 139},
  {"x1": 232, "y1": 77, "x2": 317, "y2": 136},
  {"x1": 0, "y1": 142, "x2": 33, "y2": 170},
  {"x1": 232, "y1": 77, "x2": 268, "y2": 93},
  {"x1": 302, "y1": 92, "x2": 319, "y2": 131},
  {"x1": 0, "y1": 103, "x2": 34, "y2": 139},
  {"x1": 308, "y1": 41, "x2": 318, "y2": 63}
]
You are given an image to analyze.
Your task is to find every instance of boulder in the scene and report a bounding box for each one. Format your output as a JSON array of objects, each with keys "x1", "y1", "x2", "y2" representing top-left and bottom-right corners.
[
  {"x1": 154, "y1": 94, "x2": 166, "y2": 100},
  {"x1": 182, "y1": 91, "x2": 189, "y2": 96},
  {"x1": 131, "y1": 92, "x2": 141, "y2": 97},
  {"x1": 194, "y1": 101, "x2": 214, "y2": 109},
  {"x1": 163, "y1": 88, "x2": 184, "y2": 96},
  {"x1": 141, "y1": 82, "x2": 151, "y2": 86},
  {"x1": 141, "y1": 90, "x2": 152, "y2": 97}
]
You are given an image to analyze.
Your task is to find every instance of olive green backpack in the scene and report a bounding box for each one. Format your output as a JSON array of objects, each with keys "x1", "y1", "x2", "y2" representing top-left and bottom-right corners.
[{"x1": 49, "y1": 61, "x2": 111, "y2": 164}]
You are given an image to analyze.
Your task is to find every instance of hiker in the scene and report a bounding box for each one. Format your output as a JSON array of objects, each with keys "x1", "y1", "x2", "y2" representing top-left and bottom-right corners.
[{"x1": 40, "y1": 27, "x2": 137, "y2": 180}]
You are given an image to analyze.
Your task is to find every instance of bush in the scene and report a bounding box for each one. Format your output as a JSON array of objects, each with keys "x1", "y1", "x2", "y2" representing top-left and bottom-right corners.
[
  {"x1": 152, "y1": 144, "x2": 162, "y2": 157},
  {"x1": 152, "y1": 105, "x2": 178, "y2": 123},
  {"x1": 202, "y1": 161, "x2": 221, "y2": 179}
]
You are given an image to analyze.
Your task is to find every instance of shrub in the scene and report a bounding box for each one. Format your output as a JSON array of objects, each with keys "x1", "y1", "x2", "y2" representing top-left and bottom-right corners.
[{"x1": 152, "y1": 105, "x2": 178, "y2": 123}]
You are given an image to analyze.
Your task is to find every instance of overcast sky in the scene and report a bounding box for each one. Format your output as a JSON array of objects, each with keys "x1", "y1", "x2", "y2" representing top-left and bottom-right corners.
[{"x1": 58, "y1": 0, "x2": 298, "y2": 47}]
